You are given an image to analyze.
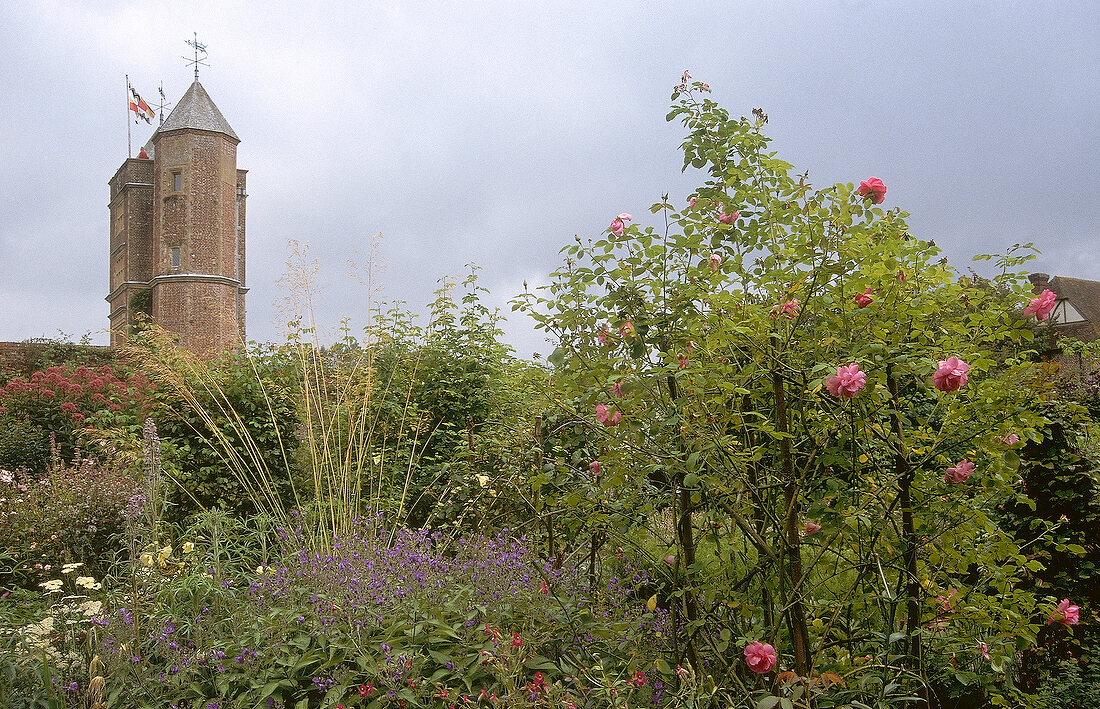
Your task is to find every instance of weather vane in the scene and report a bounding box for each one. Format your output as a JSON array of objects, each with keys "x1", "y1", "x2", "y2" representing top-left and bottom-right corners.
[{"x1": 183, "y1": 32, "x2": 209, "y2": 80}]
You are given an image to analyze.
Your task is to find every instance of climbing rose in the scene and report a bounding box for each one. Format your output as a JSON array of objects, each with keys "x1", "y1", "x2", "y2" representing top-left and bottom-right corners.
[
  {"x1": 718, "y1": 209, "x2": 738, "y2": 224},
  {"x1": 744, "y1": 641, "x2": 777, "y2": 674},
  {"x1": 595, "y1": 404, "x2": 622, "y2": 427},
  {"x1": 857, "y1": 177, "x2": 887, "y2": 204},
  {"x1": 708, "y1": 253, "x2": 722, "y2": 272},
  {"x1": 1048, "y1": 599, "x2": 1080, "y2": 626},
  {"x1": 1023, "y1": 289, "x2": 1057, "y2": 322},
  {"x1": 855, "y1": 288, "x2": 875, "y2": 308},
  {"x1": 826, "y1": 363, "x2": 866, "y2": 398},
  {"x1": 944, "y1": 459, "x2": 974, "y2": 484},
  {"x1": 775, "y1": 299, "x2": 800, "y2": 319},
  {"x1": 803, "y1": 521, "x2": 822, "y2": 535},
  {"x1": 933, "y1": 357, "x2": 970, "y2": 392},
  {"x1": 609, "y1": 212, "x2": 632, "y2": 237},
  {"x1": 1001, "y1": 433, "x2": 1020, "y2": 446},
  {"x1": 688, "y1": 196, "x2": 697, "y2": 208}
]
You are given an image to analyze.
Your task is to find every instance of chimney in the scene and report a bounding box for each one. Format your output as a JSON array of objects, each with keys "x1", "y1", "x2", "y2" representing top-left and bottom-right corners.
[{"x1": 1028, "y1": 272, "x2": 1050, "y2": 292}]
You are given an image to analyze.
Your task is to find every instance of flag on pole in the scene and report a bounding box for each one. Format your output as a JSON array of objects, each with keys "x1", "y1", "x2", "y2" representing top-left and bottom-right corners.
[{"x1": 128, "y1": 85, "x2": 155, "y2": 123}]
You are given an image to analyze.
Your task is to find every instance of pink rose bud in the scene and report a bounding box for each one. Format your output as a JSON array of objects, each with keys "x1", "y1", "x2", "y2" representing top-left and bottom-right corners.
[
  {"x1": 744, "y1": 641, "x2": 777, "y2": 674},
  {"x1": 774, "y1": 299, "x2": 800, "y2": 319},
  {"x1": 1001, "y1": 433, "x2": 1020, "y2": 446},
  {"x1": 857, "y1": 177, "x2": 887, "y2": 204},
  {"x1": 826, "y1": 363, "x2": 867, "y2": 398},
  {"x1": 1023, "y1": 289, "x2": 1057, "y2": 322},
  {"x1": 933, "y1": 357, "x2": 970, "y2": 392},
  {"x1": 855, "y1": 288, "x2": 875, "y2": 308},
  {"x1": 718, "y1": 209, "x2": 738, "y2": 225},
  {"x1": 610, "y1": 217, "x2": 625, "y2": 238},
  {"x1": 803, "y1": 521, "x2": 822, "y2": 535},
  {"x1": 688, "y1": 196, "x2": 697, "y2": 208},
  {"x1": 708, "y1": 253, "x2": 722, "y2": 272}
]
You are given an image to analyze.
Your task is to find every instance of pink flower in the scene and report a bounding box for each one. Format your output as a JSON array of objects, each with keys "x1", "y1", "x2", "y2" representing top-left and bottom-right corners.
[
  {"x1": 609, "y1": 213, "x2": 631, "y2": 238},
  {"x1": 589, "y1": 461, "x2": 601, "y2": 477},
  {"x1": 1023, "y1": 289, "x2": 1057, "y2": 322},
  {"x1": 595, "y1": 404, "x2": 622, "y2": 427},
  {"x1": 803, "y1": 521, "x2": 822, "y2": 535},
  {"x1": 630, "y1": 670, "x2": 647, "y2": 686},
  {"x1": 933, "y1": 357, "x2": 970, "y2": 392},
  {"x1": 898, "y1": 270, "x2": 906, "y2": 283},
  {"x1": 678, "y1": 353, "x2": 690, "y2": 369},
  {"x1": 937, "y1": 588, "x2": 957, "y2": 612},
  {"x1": 744, "y1": 641, "x2": 777, "y2": 674},
  {"x1": 620, "y1": 321, "x2": 635, "y2": 338},
  {"x1": 944, "y1": 460, "x2": 975, "y2": 484},
  {"x1": 663, "y1": 554, "x2": 676, "y2": 565},
  {"x1": 609, "y1": 381, "x2": 623, "y2": 398},
  {"x1": 511, "y1": 632, "x2": 523, "y2": 648},
  {"x1": 597, "y1": 327, "x2": 613, "y2": 346},
  {"x1": 857, "y1": 177, "x2": 887, "y2": 204},
  {"x1": 682, "y1": 69, "x2": 692, "y2": 82},
  {"x1": 855, "y1": 288, "x2": 875, "y2": 308},
  {"x1": 979, "y1": 642, "x2": 991, "y2": 660},
  {"x1": 688, "y1": 196, "x2": 697, "y2": 208},
  {"x1": 1001, "y1": 433, "x2": 1020, "y2": 446},
  {"x1": 718, "y1": 209, "x2": 738, "y2": 225},
  {"x1": 539, "y1": 580, "x2": 549, "y2": 594},
  {"x1": 826, "y1": 363, "x2": 867, "y2": 398},
  {"x1": 774, "y1": 299, "x2": 800, "y2": 319},
  {"x1": 1048, "y1": 599, "x2": 1080, "y2": 626},
  {"x1": 708, "y1": 253, "x2": 722, "y2": 272}
]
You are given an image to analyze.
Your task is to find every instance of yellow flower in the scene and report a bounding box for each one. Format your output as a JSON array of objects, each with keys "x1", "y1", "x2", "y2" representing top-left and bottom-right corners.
[
  {"x1": 182, "y1": 542, "x2": 195, "y2": 554},
  {"x1": 475, "y1": 474, "x2": 490, "y2": 488},
  {"x1": 139, "y1": 553, "x2": 154, "y2": 568}
]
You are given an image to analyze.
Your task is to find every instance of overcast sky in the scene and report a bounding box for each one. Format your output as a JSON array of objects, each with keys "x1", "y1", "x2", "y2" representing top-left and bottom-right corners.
[{"x1": 1, "y1": 1, "x2": 1097, "y2": 357}]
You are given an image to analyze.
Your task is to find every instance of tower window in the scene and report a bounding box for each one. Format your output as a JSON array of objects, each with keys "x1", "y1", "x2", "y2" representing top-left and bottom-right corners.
[
  {"x1": 172, "y1": 171, "x2": 182, "y2": 191},
  {"x1": 171, "y1": 246, "x2": 181, "y2": 269}
]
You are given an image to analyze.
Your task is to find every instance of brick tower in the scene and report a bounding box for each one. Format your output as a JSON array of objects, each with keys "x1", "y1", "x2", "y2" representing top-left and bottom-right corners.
[{"x1": 107, "y1": 81, "x2": 247, "y2": 357}]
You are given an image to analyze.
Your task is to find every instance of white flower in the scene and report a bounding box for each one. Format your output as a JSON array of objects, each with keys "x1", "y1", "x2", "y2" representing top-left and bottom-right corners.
[
  {"x1": 38, "y1": 579, "x2": 63, "y2": 592},
  {"x1": 61, "y1": 562, "x2": 83, "y2": 574},
  {"x1": 74, "y1": 576, "x2": 101, "y2": 590}
]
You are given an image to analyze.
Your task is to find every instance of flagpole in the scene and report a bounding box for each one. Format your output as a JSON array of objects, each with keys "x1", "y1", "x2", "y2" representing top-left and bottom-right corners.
[{"x1": 126, "y1": 74, "x2": 132, "y2": 157}]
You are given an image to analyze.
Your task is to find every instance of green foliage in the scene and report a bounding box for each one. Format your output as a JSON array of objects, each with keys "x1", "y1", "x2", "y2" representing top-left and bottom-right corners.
[{"x1": 514, "y1": 76, "x2": 1054, "y2": 702}]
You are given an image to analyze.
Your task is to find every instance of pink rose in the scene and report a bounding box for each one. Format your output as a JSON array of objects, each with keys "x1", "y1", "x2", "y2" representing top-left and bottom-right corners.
[
  {"x1": 597, "y1": 327, "x2": 613, "y2": 346},
  {"x1": 589, "y1": 461, "x2": 601, "y2": 477},
  {"x1": 718, "y1": 209, "x2": 738, "y2": 225},
  {"x1": 620, "y1": 321, "x2": 635, "y2": 338},
  {"x1": 609, "y1": 381, "x2": 623, "y2": 398},
  {"x1": 803, "y1": 521, "x2": 822, "y2": 535},
  {"x1": 774, "y1": 299, "x2": 800, "y2": 319},
  {"x1": 708, "y1": 253, "x2": 722, "y2": 272},
  {"x1": 944, "y1": 459, "x2": 974, "y2": 484},
  {"x1": 1001, "y1": 433, "x2": 1020, "y2": 446},
  {"x1": 688, "y1": 196, "x2": 697, "y2": 208},
  {"x1": 682, "y1": 69, "x2": 692, "y2": 82},
  {"x1": 979, "y1": 642, "x2": 991, "y2": 660},
  {"x1": 826, "y1": 363, "x2": 867, "y2": 398},
  {"x1": 1023, "y1": 289, "x2": 1057, "y2": 322},
  {"x1": 744, "y1": 641, "x2": 777, "y2": 674},
  {"x1": 857, "y1": 177, "x2": 887, "y2": 204},
  {"x1": 609, "y1": 213, "x2": 632, "y2": 238},
  {"x1": 855, "y1": 288, "x2": 874, "y2": 308},
  {"x1": 933, "y1": 357, "x2": 970, "y2": 392},
  {"x1": 1048, "y1": 599, "x2": 1080, "y2": 626},
  {"x1": 595, "y1": 404, "x2": 622, "y2": 427}
]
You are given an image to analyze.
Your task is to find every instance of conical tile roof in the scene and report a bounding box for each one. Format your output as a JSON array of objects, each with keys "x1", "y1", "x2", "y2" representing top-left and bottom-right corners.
[{"x1": 156, "y1": 81, "x2": 238, "y2": 141}]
